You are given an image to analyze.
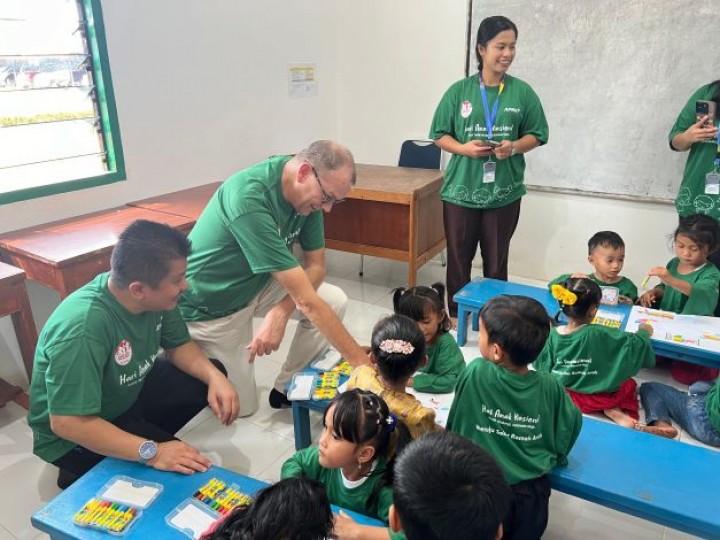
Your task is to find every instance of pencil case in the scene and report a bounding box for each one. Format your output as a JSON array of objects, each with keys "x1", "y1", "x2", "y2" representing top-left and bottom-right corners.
[
  {"x1": 73, "y1": 475, "x2": 162, "y2": 535},
  {"x1": 166, "y1": 477, "x2": 253, "y2": 539}
]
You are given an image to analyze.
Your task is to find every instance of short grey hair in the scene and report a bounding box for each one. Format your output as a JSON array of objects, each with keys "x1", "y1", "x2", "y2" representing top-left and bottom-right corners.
[{"x1": 297, "y1": 140, "x2": 356, "y2": 186}]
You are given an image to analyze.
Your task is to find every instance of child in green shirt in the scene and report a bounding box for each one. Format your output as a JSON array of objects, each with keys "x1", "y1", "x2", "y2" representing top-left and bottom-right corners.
[
  {"x1": 639, "y1": 214, "x2": 720, "y2": 384},
  {"x1": 282, "y1": 389, "x2": 411, "y2": 540},
  {"x1": 535, "y1": 278, "x2": 675, "y2": 438},
  {"x1": 447, "y1": 295, "x2": 581, "y2": 540},
  {"x1": 393, "y1": 283, "x2": 465, "y2": 393},
  {"x1": 548, "y1": 231, "x2": 638, "y2": 304}
]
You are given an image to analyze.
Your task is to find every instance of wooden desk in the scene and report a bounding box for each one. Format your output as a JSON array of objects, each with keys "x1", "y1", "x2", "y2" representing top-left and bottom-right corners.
[
  {"x1": 32, "y1": 457, "x2": 384, "y2": 539},
  {"x1": 324, "y1": 164, "x2": 445, "y2": 287},
  {"x1": 126, "y1": 182, "x2": 221, "y2": 220},
  {"x1": 0, "y1": 262, "x2": 37, "y2": 408},
  {"x1": 0, "y1": 207, "x2": 195, "y2": 299}
]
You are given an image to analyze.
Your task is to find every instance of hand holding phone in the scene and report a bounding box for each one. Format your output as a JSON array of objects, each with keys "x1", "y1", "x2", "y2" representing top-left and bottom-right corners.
[
  {"x1": 696, "y1": 100, "x2": 716, "y2": 127},
  {"x1": 478, "y1": 139, "x2": 501, "y2": 147}
]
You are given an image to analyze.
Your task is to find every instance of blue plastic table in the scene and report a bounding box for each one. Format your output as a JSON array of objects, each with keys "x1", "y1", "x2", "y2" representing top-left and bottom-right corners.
[
  {"x1": 454, "y1": 277, "x2": 720, "y2": 368},
  {"x1": 550, "y1": 416, "x2": 720, "y2": 538},
  {"x1": 32, "y1": 457, "x2": 383, "y2": 539}
]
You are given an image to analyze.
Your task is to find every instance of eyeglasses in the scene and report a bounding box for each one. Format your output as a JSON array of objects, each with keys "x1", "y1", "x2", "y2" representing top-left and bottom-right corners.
[{"x1": 309, "y1": 163, "x2": 345, "y2": 206}]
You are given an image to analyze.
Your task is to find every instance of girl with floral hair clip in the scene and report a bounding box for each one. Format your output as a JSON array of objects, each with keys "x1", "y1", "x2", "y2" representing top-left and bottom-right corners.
[
  {"x1": 535, "y1": 278, "x2": 675, "y2": 437},
  {"x1": 347, "y1": 314, "x2": 442, "y2": 440}
]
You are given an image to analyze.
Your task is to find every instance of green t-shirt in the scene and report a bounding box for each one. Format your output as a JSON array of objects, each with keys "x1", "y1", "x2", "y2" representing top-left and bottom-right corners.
[
  {"x1": 413, "y1": 332, "x2": 466, "y2": 393},
  {"x1": 447, "y1": 359, "x2": 582, "y2": 485},
  {"x1": 180, "y1": 156, "x2": 325, "y2": 321},
  {"x1": 27, "y1": 273, "x2": 191, "y2": 463},
  {"x1": 658, "y1": 258, "x2": 720, "y2": 315},
  {"x1": 549, "y1": 273, "x2": 638, "y2": 301},
  {"x1": 429, "y1": 73, "x2": 549, "y2": 210},
  {"x1": 534, "y1": 326, "x2": 654, "y2": 393},
  {"x1": 669, "y1": 84, "x2": 720, "y2": 219},
  {"x1": 706, "y1": 377, "x2": 720, "y2": 433},
  {"x1": 281, "y1": 446, "x2": 404, "y2": 540}
]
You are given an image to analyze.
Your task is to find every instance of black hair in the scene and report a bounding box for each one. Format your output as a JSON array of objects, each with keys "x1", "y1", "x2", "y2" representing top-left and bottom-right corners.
[
  {"x1": 479, "y1": 295, "x2": 551, "y2": 367},
  {"x1": 200, "y1": 476, "x2": 333, "y2": 540},
  {"x1": 325, "y1": 389, "x2": 412, "y2": 510},
  {"x1": 393, "y1": 432, "x2": 511, "y2": 540},
  {"x1": 587, "y1": 231, "x2": 625, "y2": 254},
  {"x1": 476, "y1": 16, "x2": 518, "y2": 72},
  {"x1": 674, "y1": 213, "x2": 720, "y2": 254},
  {"x1": 110, "y1": 220, "x2": 191, "y2": 289},
  {"x1": 554, "y1": 277, "x2": 602, "y2": 324},
  {"x1": 371, "y1": 314, "x2": 427, "y2": 383},
  {"x1": 393, "y1": 283, "x2": 451, "y2": 335}
]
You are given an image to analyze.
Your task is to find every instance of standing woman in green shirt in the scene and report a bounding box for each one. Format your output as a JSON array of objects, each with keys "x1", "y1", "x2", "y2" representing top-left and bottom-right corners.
[{"x1": 430, "y1": 15, "x2": 549, "y2": 318}]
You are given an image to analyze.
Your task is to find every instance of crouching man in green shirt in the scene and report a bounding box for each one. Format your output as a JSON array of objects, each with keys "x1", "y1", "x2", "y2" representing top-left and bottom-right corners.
[
  {"x1": 27, "y1": 220, "x2": 239, "y2": 489},
  {"x1": 179, "y1": 140, "x2": 369, "y2": 416}
]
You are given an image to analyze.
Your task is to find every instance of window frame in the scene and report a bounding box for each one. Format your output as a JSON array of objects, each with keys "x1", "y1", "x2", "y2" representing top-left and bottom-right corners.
[{"x1": 0, "y1": 0, "x2": 125, "y2": 205}]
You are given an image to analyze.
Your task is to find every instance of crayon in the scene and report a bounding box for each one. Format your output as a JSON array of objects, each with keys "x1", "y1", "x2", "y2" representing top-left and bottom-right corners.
[{"x1": 641, "y1": 275, "x2": 651, "y2": 288}]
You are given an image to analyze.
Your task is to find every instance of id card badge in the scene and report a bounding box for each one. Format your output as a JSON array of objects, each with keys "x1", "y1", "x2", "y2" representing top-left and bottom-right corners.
[
  {"x1": 705, "y1": 171, "x2": 720, "y2": 195},
  {"x1": 483, "y1": 160, "x2": 496, "y2": 184}
]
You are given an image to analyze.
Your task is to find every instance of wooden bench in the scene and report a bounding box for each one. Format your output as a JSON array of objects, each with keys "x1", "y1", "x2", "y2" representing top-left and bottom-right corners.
[
  {"x1": 0, "y1": 206, "x2": 195, "y2": 299},
  {"x1": 550, "y1": 416, "x2": 720, "y2": 538},
  {"x1": 0, "y1": 262, "x2": 38, "y2": 408}
]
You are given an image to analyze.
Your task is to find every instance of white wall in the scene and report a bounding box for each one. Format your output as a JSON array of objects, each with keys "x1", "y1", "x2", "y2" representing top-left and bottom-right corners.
[
  {"x1": 0, "y1": 0, "x2": 683, "y2": 387},
  {"x1": 335, "y1": 0, "x2": 679, "y2": 283},
  {"x1": 0, "y1": 0, "x2": 343, "y2": 385}
]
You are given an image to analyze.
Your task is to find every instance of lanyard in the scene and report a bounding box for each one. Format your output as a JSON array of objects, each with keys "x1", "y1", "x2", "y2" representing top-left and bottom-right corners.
[
  {"x1": 478, "y1": 75, "x2": 505, "y2": 140},
  {"x1": 715, "y1": 126, "x2": 720, "y2": 169}
]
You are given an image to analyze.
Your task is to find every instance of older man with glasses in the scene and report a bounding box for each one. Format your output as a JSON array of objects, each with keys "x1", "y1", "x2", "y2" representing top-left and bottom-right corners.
[{"x1": 178, "y1": 140, "x2": 368, "y2": 416}]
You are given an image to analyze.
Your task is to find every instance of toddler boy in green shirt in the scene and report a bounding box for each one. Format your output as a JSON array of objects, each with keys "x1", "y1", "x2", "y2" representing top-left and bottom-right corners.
[
  {"x1": 447, "y1": 295, "x2": 581, "y2": 540},
  {"x1": 548, "y1": 231, "x2": 638, "y2": 304}
]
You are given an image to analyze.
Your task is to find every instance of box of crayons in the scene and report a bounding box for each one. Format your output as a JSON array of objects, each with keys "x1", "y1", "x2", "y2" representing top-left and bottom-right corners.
[
  {"x1": 73, "y1": 476, "x2": 163, "y2": 535},
  {"x1": 166, "y1": 478, "x2": 253, "y2": 539}
]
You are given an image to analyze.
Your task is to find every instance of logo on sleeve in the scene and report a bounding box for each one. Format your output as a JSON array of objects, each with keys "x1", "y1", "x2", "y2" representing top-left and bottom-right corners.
[
  {"x1": 114, "y1": 340, "x2": 133, "y2": 366},
  {"x1": 460, "y1": 100, "x2": 473, "y2": 118}
]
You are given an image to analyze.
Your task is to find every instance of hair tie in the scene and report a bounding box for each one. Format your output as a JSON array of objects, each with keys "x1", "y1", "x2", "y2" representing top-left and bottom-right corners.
[
  {"x1": 379, "y1": 339, "x2": 414, "y2": 355},
  {"x1": 551, "y1": 284, "x2": 578, "y2": 306},
  {"x1": 384, "y1": 413, "x2": 397, "y2": 433}
]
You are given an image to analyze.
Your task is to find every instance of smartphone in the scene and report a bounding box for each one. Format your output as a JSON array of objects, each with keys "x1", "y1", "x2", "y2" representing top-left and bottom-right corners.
[
  {"x1": 478, "y1": 139, "x2": 501, "y2": 147},
  {"x1": 696, "y1": 100, "x2": 716, "y2": 126}
]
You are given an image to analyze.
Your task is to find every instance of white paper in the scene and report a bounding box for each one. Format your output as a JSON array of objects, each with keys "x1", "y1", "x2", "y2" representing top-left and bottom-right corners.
[
  {"x1": 169, "y1": 504, "x2": 217, "y2": 540},
  {"x1": 287, "y1": 374, "x2": 315, "y2": 401},
  {"x1": 311, "y1": 349, "x2": 342, "y2": 371},
  {"x1": 101, "y1": 479, "x2": 159, "y2": 508},
  {"x1": 625, "y1": 306, "x2": 720, "y2": 352},
  {"x1": 288, "y1": 63, "x2": 317, "y2": 98},
  {"x1": 407, "y1": 389, "x2": 454, "y2": 428}
]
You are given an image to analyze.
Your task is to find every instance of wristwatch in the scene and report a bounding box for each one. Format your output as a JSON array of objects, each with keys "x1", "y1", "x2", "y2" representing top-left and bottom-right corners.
[
  {"x1": 138, "y1": 440, "x2": 158, "y2": 465},
  {"x1": 510, "y1": 142, "x2": 517, "y2": 156}
]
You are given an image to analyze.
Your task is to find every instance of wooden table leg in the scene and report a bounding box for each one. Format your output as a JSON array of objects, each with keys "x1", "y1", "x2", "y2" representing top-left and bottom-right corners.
[
  {"x1": 0, "y1": 378, "x2": 23, "y2": 408},
  {"x1": 10, "y1": 280, "x2": 38, "y2": 381}
]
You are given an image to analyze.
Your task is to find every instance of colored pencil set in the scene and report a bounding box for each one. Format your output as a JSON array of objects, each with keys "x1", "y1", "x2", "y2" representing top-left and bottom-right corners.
[
  {"x1": 193, "y1": 478, "x2": 253, "y2": 515},
  {"x1": 73, "y1": 498, "x2": 138, "y2": 533}
]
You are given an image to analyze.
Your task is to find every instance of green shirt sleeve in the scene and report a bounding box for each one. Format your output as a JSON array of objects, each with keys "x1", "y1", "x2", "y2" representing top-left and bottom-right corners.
[
  {"x1": 684, "y1": 264, "x2": 720, "y2": 315},
  {"x1": 229, "y1": 211, "x2": 300, "y2": 275},
  {"x1": 299, "y1": 211, "x2": 325, "y2": 252},
  {"x1": 44, "y1": 336, "x2": 108, "y2": 416},
  {"x1": 552, "y1": 383, "x2": 583, "y2": 467},
  {"x1": 669, "y1": 86, "x2": 708, "y2": 146},
  {"x1": 413, "y1": 333, "x2": 466, "y2": 393},
  {"x1": 518, "y1": 83, "x2": 549, "y2": 145},
  {"x1": 280, "y1": 447, "x2": 322, "y2": 479},
  {"x1": 532, "y1": 333, "x2": 554, "y2": 373},
  {"x1": 160, "y1": 307, "x2": 191, "y2": 350}
]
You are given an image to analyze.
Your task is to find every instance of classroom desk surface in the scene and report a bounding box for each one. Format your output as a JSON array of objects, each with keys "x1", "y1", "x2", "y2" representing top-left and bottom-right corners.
[
  {"x1": 454, "y1": 278, "x2": 720, "y2": 368},
  {"x1": 323, "y1": 164, "x2": 445, "y2": 287},
  {"x1": 32, "y1": 457, "x2": 383, "y2": 539},
  {"x1": 0, "y1": 207, "x2": 195, "y2": 298},
  {"x1": 126, "y1": 182, "x2": 221, "y2": 220},
  {"x1": 550, "y1": 416, "x2": 720, "y2": 538}
]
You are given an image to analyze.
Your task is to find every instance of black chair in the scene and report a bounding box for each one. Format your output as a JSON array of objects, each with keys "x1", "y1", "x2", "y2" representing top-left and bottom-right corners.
[{"x1": 359, "y1": 140, "x2": 445, "y2": 276}]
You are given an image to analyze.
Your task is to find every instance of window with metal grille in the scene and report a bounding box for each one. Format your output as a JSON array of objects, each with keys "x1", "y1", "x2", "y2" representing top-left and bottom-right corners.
[{"x1": 0, "y1": 0, "x2": 124, "y2": 205}]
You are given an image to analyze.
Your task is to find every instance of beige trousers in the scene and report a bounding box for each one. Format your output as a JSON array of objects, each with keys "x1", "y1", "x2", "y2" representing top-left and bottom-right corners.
[{"x1": 187, "y1": 280, "x2": 347, "y2": 416}]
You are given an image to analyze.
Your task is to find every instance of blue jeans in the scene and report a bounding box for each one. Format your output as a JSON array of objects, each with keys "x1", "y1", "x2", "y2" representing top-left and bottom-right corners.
[{"x1": 639, "y1": 381, "x2": 720, "y2": 447}]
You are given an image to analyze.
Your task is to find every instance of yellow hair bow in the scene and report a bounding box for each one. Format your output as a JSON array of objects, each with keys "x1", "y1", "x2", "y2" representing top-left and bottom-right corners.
[{"x1": 551, "y1": 284, "x2": 577, "y2": 306}]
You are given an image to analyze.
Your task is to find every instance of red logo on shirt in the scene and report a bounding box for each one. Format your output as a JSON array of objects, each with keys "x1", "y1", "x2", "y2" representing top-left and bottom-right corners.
[
  {"x1": 114, "y1": 340, "x2": 133, "y2": 366},
  {"x1": 461, "y1": 100, "x2": 473, "y2": 118}
]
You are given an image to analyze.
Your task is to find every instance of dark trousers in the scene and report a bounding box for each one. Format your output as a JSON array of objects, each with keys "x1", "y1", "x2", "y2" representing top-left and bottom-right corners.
[
  {"x1": 53, "y1": 356, "x2": 226, "y2": 481},
  {"x1": 503, "y1": 475, "x2": 551, "y2": 540},
  {"x1": 443, "y1": 199, "x2": 522, "y2": 316}
]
